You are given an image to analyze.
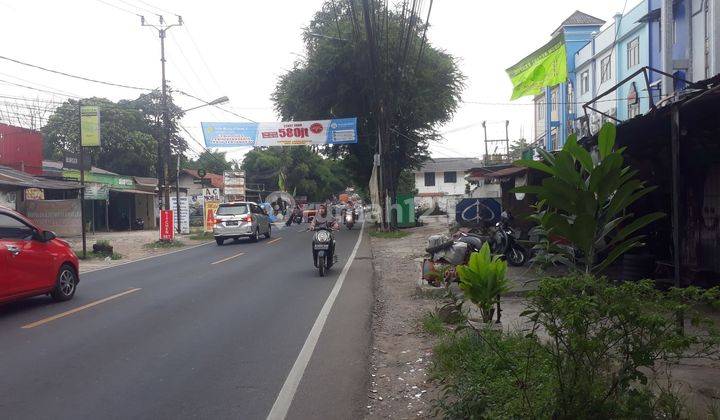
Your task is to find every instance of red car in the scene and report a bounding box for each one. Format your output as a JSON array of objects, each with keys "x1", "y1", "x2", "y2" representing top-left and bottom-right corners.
[{"x1": 0, "y1": 206, "x2": 79, "y2": 304}]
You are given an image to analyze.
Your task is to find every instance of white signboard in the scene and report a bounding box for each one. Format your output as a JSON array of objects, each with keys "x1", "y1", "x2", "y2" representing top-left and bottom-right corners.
[
  {"x1": 169, "y1": 196, "x2": 190, "y2": 234},
  {"x1": 202, "y1": 118, "x2": 358, "y2": 147},
  {"x1": 223, "y1": 171, "x2": 246, "y2": 198},
  {"x1": 203, "y1": 188, "x2": 221, "y2": 201}
]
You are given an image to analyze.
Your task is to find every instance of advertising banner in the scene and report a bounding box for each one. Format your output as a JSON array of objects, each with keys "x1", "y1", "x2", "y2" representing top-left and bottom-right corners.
[
  {"x1": 80, "y1": 106, "x2": 101, "y2": 146},
  {"x1": 25, "y1": 199, "x2": 81, "y2": 237},
  {"x1": 204, "y1": 200, "x2": 220, "y2": 233},
  {"x1": 24, "y1": 188, "x2": 45, "y2": 200},
  {"x1": 506, "y1": 34, "x2": 567, "y2": 100},
  {"x1": 169, "y1": 196, "x2": 190, "y2": 234},
  {"x1": 84, "y1": 183, "x2": 109, "y2": 201},
  {"x1": 201, "y1": 118, "x2": 358, "y2": 148},
  {"x1": 203, "y1": 188, "x2": 221, "y2": 201},
  {"x1": 160, "y1": 210, "x2": 174, "y2": 241}
]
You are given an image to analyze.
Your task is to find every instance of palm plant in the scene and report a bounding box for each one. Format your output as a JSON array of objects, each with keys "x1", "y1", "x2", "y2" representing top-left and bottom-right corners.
[
  {"x1": 457, "y1": 243, "x2": 511, "y2": 323},
  {"x1": 514, "y1": 123, "x2": 664, "y2": 274}
]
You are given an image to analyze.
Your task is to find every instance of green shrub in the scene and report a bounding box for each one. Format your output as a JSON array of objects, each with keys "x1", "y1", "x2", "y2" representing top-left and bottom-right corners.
[
  {"x1": 457, "y1": 243, "x2": 510, "y2": 323},
  {"x1": 432, "y1": 275, "x2": 720, "y2": 419},
  {"x1": 421, "y1": 311, "x2": 446, "y2": 336}
]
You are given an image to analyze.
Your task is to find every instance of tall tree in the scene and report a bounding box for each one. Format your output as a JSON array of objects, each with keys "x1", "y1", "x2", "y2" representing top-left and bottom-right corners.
[
  {"x1": 272, "y1": 0, "x2": 463, "y2": 201},
  {"x1": 242, "y1": 147, "x2": 349, "y2": 202},
  {"x1": 41, "y1": 90, "x2": 186, "y2": 177},
  {"x1": 183, "y1": 149, "x2": 234, "y2": 175}
]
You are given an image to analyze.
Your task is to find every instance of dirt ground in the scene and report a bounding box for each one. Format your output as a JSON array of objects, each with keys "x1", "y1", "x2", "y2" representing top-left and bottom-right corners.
[
  {"x1": 367, "y1": 224, "x2": 445, "y2": 419},
  {"x1": 62, "y1": 230, "x2": 211, "y2": 273}
]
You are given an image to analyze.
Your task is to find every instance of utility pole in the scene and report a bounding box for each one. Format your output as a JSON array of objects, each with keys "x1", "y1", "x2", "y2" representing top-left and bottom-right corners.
[{"x1": 142, "y1": 15, "x2": 183, "y2": 219}]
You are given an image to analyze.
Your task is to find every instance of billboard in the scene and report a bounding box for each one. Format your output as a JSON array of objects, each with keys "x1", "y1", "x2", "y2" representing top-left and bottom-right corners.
[
  {"x1": 80, "y1": 106, "x2": 101, "y2": 147},
  {"x1": 201, "y1": 118, "x2": 358, "y2": 148},
  {"x1": 169, "y1": 196, "x2": 190, "y2": 234},
  {"x1": 223, "y1": 171, "x2": 246, "y2": 197},
  {"x1": 25, "y1": 199, "x2": 81, "y2": 237}
]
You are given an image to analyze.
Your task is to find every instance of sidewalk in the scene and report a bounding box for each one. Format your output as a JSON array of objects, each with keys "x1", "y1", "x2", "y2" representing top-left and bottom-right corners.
[{"x1": 62, "y1": 230, "x2": 212, "y2": 273}]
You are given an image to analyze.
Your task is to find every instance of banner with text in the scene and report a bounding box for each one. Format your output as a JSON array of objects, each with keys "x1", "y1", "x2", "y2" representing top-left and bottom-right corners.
[
  {"x1": 201, "y1": 118, "x2": 358, "y2": 148},
  {"x1": 506, "y1": 34, "x2": 567, "y2": 100}
]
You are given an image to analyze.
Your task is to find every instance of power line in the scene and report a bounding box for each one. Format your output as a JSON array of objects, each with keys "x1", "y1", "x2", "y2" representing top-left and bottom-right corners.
[
  {"x1": 134, "y1": 0, "x2": 176, "y2": 15},
  {"x1": 0, "y1": 54, "x2": 153, "y2": 91},
  {"x1": 0, "y1": 78, "x2": 80, "y2": 98},
  {"x1": 183, "y1": 24, "x2": 224, "y2": 94},
  {"x1": 175, "y1": 89, "x2": 257, "y2": 122},
  {"x1": 95, "y1": 0, "x2": 140, "y2": 16}
]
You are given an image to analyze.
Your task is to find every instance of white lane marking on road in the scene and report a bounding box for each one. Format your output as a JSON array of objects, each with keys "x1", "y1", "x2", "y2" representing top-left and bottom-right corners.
[
  {"x1": 21, "y1": 288, "x2": 142, "y2": 329},
  {"x1": 267, "y1": 222, "x2": 365, "y2": 420},
  {"x1": 210, "y1": 252, "x2": 246, "y2": 265},
  {"x1": 82, "y1": 241, "x2": 214, "y2": 275},
  {"x1": 266, "y1": 237, "x2": 282, "y2": 245}
]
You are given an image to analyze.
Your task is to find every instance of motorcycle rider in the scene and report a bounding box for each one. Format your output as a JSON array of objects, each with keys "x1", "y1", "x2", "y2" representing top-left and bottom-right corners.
[
  {"x1": 286, "y1": 204, "x2": 302, "y2": 227},
  {"x1": 310, "y1": 204, "x2": 339, "y2": 231}
]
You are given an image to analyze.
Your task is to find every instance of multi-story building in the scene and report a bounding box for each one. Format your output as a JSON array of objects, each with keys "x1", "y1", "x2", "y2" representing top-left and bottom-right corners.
[
  {"x1": 414, "y1": 157, "x2": 482, "y2": 212},
  {"x1": 529, "y1": 11, "x2": 606, "y2": 151},
  {"x1": 574, "y1": 1, "x2": 652, "y2": 133}
]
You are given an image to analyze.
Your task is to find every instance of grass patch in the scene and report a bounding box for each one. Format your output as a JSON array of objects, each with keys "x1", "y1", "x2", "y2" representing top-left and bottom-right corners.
[
  {"x1": 143, "y1": 239, "x2": 185, "y2": 249},
  {"x1": 74, "y1": 250, "x2": 123, "y2": 260},
  {"x1": 189, "y1": 231, "x2": 214, "y2": 240},
  {"x1": 368, "y1": 229, "x2": 410, "y2": 239},
  {"x1": 421, "y1": 311, "x2": 446, "y2": 336}
]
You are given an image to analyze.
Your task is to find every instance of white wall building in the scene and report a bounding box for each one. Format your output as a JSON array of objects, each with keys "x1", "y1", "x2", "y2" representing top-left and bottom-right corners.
[{"x1": 414, "y1": 157, "x2": 481, "y2": 212}]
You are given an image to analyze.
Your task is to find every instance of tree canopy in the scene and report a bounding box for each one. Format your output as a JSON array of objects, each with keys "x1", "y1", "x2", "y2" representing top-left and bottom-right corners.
[
  {"x1": 272, "y1": 0, "x2": 464, "y2": 197},
  {"x1": 41, "y1": 90, "x2": 186, "y2": 177},
  {"x1": 242, "y1": 147, "x2": 349, "y2": 202},
  {"x1": 182, "y1": 149, "x2": 234, "y2": 175}
]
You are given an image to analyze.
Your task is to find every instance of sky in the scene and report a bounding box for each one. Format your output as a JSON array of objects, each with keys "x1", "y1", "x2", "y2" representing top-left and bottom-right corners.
[{"x1": 0, "y1": 0, "x2": 638, "y2": 164}]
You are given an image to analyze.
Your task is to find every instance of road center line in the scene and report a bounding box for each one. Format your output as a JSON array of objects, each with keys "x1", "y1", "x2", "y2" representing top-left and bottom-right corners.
[
  {"x1": 267, "y1": 222, "x2": 365, "y2": 420},
  {"x1": 21, "y1": 288, "x2": 142, "y2": 329},
  {"x1": 266, "y1": 237, "x2": 282, "y2": 245},
  {"x1": 211, "y1": 252, "x2": 245, "y2": 265}
]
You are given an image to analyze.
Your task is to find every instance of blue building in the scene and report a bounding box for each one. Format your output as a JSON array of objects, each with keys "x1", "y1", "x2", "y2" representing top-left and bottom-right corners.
[
  {"x1": 528, "y1": 11, "x2": 606, "y2": 151},
  {"x1": 573, "y1": 0, "x2": 653, "y2": 133}
]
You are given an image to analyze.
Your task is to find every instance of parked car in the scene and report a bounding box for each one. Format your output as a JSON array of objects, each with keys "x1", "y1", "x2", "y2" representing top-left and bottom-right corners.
[
  {"x1": 303, "y1": 203, "x2": 319, "y2": 222},
  {"x1": 213, "y1": 202, "x2": 271, "y2": 245},
  {"x1": 0, "y1": 206, "x2": 79, "y2": 304}
]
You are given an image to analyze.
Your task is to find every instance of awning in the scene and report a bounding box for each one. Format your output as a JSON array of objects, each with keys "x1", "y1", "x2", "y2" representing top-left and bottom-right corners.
[
  {"x1": 0, "y1": 165, "x2": 82, "y2": 190},
  {"x1": 133, "y1": 176, "x2": 158, "y2": 188},
  {"x1": 467, "y1": 166, "x2": 526, "y2": 180},
  {"x1": 638, "y1": 8, "x2": 660, "y2": 23},
  {"x1": 109, "y1": 188, "x2": 157, "y2": 195}
]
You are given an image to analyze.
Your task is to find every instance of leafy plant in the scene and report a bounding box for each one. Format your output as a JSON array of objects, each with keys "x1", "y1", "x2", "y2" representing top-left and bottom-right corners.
[
  {"x1": 515, "y1": 123, "x2": 665, "y2": 273},
  {"x1": 432, "y1": 275, "x2": 720, "y2": 419},
  {"x1": 456, "y1": 243, "x2": 511, "y2": 323},
  {"x1": 421, "y1": 311, "x2": 446, "y2": 336}
]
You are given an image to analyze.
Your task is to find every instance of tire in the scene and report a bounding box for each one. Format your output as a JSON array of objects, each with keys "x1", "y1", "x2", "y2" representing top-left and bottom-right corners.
[
  {"x1": 507, "y1": 244, "x2": 526, "y2": 267},
  {"x1": 216, "y1": 237, "x2": 224, "y2": 246},
  {"x1": 265, "y1": 224, "x2": 271, "y2": 238},
  {"x1": 318, "y1": 256, "x2": 326, "y2": 277},
  {"x1": 51, "y1": 264, "x2": 77, "y2": 302},
  {"x1": 346, "y1": 224, "x2": 353, "y2": 230},
  {"x1": 251, "y1": 227, "x2": 259, "y2": 243}
]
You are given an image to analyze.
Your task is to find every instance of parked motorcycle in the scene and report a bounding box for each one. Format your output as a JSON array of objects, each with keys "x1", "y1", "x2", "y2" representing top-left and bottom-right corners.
[
  {"x1": 311, "y1": 226, "x2": 336, "y2": 277},
  {"x1": 488, "y1": 211, "x2": 527, "y2": 266},
  {"x1": 422, "y1": 233, "x2": 484, "y2": 286},
  {"x1": 132, "y1": 217, "x2": 145, "y2": 230}
]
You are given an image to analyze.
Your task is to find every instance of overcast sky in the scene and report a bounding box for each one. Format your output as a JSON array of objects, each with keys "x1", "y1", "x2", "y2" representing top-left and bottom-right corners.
[{"x1": 0, "y1": 0, "x2": 638, "y2": 163}]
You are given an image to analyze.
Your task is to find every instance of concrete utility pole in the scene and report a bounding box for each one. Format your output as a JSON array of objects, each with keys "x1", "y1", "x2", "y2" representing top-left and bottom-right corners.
[
  {"x1": 661, "y1": 0, "x2": 674, "y2": 98},
  {"x1": 141, "y1": 15, "x2": 183, "y2": 215}
]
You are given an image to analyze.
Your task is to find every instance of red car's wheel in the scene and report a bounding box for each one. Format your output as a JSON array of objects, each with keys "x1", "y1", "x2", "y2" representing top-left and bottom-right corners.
[{"x1": 51, "y1": 264, "x2": 77, "y2": 302}]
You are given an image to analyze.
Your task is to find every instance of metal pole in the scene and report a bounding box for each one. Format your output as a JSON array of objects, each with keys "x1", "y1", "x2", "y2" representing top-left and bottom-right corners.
[
  {"x1": 176, "y1": 155, "x2": 181, "y2": 233},
  {"x1": 160, "y1": 28, "x2": 171, "y2": 213},
  {"x1": 78, "y1": 102, "x2": 86, "y2": 259},
  {"x1": 670, "y1": 103, "x2": 684, "y2": 330}
]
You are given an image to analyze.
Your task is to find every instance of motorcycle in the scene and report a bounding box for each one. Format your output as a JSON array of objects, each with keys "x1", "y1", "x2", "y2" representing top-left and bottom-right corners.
[
  {"x1": 488, "y1": 211, "x2": 527, "y2": 266},
  {"x1": 344, "y1": 209, "x2": 356, "y2": 229},
  {"x1": 132, "y1": 217, "x2": 145, "y2": 230},
  {"x1": 311, "y1": 225, "x2": 337, "y2": 277}
]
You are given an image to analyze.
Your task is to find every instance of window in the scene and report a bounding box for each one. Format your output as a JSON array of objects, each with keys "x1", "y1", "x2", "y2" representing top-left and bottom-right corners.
[
  {"x1": 551, "y1": 89, "x2": 558, "y2": 114},
  {"x1": 627, "y1": 37, "x2": 640, "y2": 69},
  {"x1": 216, "y1": 204, "x2": 249, "y2": 215},
  {"x1": 424, "y1": 172, "x2": 435, "y2": 187},
  {"x1": 567, "y1": 82, "x2": 575, "y2": 115},
  {"x1": 705, "y1": 0, "x2": 711, "y2": 78},
  {"x1": 628, "y1": 102, "x2": 640, "y2": 119},
  {"x1": 600, "y1": 56, "x2": 612, "y2": 83},
  {"x1": 580, "y1": 70, "x2": 590, "y2": 94},
  {"x1": 443, "y1": 171, "x2": 457, "y2": 183},
  {"x1": 536, "y1": 99, "x2": 546, "y2": 121},
  {"x1": 0, "y1": 213, "x2": 34, "y2": 240}
]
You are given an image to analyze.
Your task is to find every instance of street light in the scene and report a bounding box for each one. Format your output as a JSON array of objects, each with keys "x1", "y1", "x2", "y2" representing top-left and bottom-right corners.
[{"x1": 182, "y1": 96, "x2": 230, "y2": 112}]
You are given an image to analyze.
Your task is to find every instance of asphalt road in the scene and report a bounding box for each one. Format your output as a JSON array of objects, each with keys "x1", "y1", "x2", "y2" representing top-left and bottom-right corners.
[{"x1": 0, "y1": 223, "x2": 373, "y2": 420}]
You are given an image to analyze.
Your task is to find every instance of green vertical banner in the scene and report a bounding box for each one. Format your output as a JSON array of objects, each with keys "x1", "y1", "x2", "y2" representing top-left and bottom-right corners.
[
  {"x1": 506, "y1": 34, "x2": 567, "y2": 100},
  {"x1": 80, "y1": 105, "x2": 101, "y2": 146}
]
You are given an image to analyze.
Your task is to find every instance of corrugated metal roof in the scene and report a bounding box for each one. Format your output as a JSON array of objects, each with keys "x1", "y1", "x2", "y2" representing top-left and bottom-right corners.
[
  {"x1": 416, "y1": 157, "x2": 483, "y2": 173},
  {"x1": 0, "y1": 165, "x2": 82, "y2": 190}
]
